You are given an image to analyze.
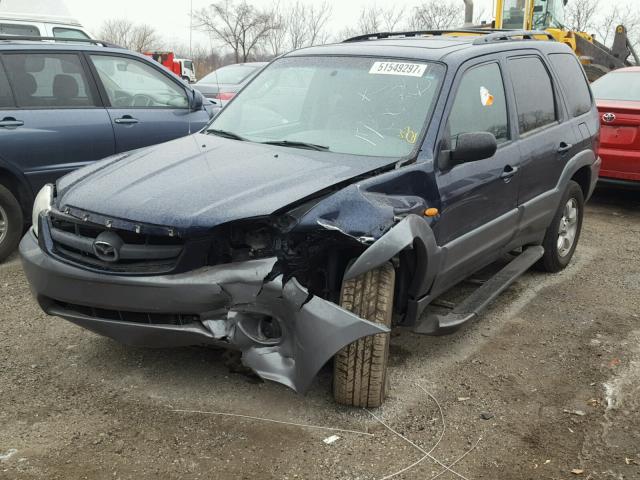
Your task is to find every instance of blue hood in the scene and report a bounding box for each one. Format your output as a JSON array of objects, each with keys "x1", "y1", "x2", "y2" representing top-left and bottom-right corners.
[{"x1": 56, "y1": 133, "x2": 396, "y2": 232}]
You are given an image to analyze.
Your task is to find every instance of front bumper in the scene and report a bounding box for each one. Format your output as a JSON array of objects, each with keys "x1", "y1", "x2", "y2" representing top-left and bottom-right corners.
[{"x1": 20, "y1": 232, "x2": 387, "y2": 393}]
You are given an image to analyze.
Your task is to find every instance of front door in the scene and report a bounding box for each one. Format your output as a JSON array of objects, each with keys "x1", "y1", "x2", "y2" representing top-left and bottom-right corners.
[
  {"x1": 432, "y1": 59, "x2": 521, "y2": 292},
  {"x1": 87, "y1": 53, "x2": 208, "y2": 153}
]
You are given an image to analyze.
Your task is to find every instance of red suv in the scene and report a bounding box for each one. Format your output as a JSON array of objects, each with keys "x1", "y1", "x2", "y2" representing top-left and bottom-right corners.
[{"x1": 592, "y1": 67, "x2": 640, "y2": 187}]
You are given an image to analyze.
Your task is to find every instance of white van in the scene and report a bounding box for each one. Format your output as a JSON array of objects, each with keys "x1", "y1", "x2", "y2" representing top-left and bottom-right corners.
[{"x1": 0, "y1": 13, "x2": 93, "y2": 39}]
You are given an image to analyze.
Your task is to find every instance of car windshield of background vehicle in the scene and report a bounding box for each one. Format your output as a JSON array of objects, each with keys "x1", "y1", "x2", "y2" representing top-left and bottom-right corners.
[
  {"x1": 209, "y1": 56, "x2": 445, "y2": 158},
  {"x1": 200, "y1": 64, "x2": 259, "y2": 84},
  {"x1": 592, "y1": 72, "x2": 640, "y2": 102}
]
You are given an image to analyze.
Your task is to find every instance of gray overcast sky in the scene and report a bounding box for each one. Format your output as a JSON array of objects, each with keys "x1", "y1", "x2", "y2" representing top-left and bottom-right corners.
[
  {"x1": 51, "y1": 0, "x2": 496, "y2": 47},
  {"x1": 6, "y1": 0, "x2": 636, "y2": 50}
]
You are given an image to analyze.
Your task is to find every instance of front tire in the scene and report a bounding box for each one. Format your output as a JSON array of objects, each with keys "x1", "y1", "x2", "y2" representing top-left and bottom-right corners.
[
  {"x1": 333, "y1": 263, "x2": 395, "y2": 408},
  {"x1": 538, "y1": 180, "x2": 584, "y2": 273},
  {"x1": 0, "y1": 184, "x2": 24, "y2": 263}
]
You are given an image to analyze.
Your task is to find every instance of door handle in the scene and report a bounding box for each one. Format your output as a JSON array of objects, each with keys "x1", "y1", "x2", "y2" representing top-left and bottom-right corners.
[
  {"x1": 0, "y1": 117, "x2": 24, "y2": 128},
  {"x1": 557, "y1": 142, "x2": 573, "y2": 154},
  {"x1": 500, "y1": 165, "x2": 519, "y2": 181},
  {"x1": 114, "y1": 115, "x2": 139, "y2": 125}
]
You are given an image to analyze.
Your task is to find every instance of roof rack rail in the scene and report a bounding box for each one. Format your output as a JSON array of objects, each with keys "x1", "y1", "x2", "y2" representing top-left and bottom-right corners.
[
  {"x1": 0, "y1": 35, "x2": 123, "y2": 48},
  {"x1": 343, "y1": 28, "x2": 556, "y2": 44},
  {"x1": 471, "y1": 30, "x2": 555, "y2": 45},
  {"x1": 343, "y1": 29, "x2": 492, "y2": 43}
]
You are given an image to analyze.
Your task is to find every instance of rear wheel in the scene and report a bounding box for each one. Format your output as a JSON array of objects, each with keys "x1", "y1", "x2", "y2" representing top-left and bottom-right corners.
[
  {"x1": 538, "y1": 181, "x2": 584, "y2": 273},
  {"x1": 0, "y1": 184, "x2": 24, "y2": 262},
  {"x1": 333, "y1": 263, "x2": 395, "y2": 408}
]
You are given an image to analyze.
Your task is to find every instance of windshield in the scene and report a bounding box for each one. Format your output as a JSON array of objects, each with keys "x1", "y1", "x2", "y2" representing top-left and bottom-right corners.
[
  {"x1": 200, "y1": 64, "x2": 259, "y2": 85},
  {"x1": 592, "y1": 72, "x2": 640, "y2": 101},
  {"x1": 533, "y1": 0, "x2": 565, "y2": 28},
  {"x1": 209, "y1": 56, "x2": 444, "y2": 158}
]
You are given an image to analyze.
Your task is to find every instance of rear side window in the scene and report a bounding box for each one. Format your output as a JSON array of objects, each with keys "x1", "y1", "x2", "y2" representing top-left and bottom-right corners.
[
  {"x1": 0, "y1": 62, "x2": 15, "y2": 108},
  {"x1": 508, "y1": 56, "x2": 557, "y2": 134},
  {"x1": 448, "y1": 62, "x2": 509, "y2": 147},
  {"x1": 3, "y1": 53, "x2": 96, "y2": 108},
  {"x1": 0, "y1": 23, "x2": 40, "y2": 36},
  {"x1": 53, "y1": 27, "x2": 91, "y2": 40},
  {"x1": 549, "y1": 53, "x2": 592, "y2": 117}
]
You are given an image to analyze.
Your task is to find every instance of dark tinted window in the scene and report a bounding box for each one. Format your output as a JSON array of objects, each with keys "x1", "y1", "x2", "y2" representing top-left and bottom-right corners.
[
  {"x1": 0, "y1": 23, "x2": 40, "y2": 36},
  {"x1": 3, "y1": 53, "x2": 95, "y2": 108},
  {"x1": 549, "y1": 53, "x2": 592, "y2": 117},
  {"x1": 508, "y1": 56, "x2": 556, "y2": 134},
  {"x1": 0, "y1": 63, "x2": 14, "y2": 108},
  {"x1": 449, "y1": 62, "x2": 509, "y2": 147}
]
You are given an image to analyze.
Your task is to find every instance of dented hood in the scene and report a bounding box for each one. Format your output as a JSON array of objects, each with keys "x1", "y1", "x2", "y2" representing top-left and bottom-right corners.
[{"x1": 56, "y1": 133, "x2": 396, "y2": 231}]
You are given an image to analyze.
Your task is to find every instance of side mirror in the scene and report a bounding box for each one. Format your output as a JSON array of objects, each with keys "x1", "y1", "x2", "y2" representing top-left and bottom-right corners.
[
  {"x1": 189, "y1": 89, "x2": 204, "y2": 111},
  {"x1": 440, "y1": 132, "x2": 498, "y2": 170}
]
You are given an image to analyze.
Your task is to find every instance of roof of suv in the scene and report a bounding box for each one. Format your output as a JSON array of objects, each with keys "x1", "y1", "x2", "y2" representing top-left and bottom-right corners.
[
  {"x1": 286, "y1": 30, "x2": 572, "y2": 63},
  {"x1": 0, "y1": 37, "x2": 124, "y2": 53}
]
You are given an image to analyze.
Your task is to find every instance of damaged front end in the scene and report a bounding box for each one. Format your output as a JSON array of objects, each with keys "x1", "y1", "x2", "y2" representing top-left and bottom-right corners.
[{"x1": 21, "y1": 164, "x2": 439, "y2": 393}]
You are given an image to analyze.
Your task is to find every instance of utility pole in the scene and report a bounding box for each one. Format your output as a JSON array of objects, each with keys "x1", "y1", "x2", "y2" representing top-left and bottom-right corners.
[{"x1": 189, "y1": 0, "x2": 193, "y2": 57}]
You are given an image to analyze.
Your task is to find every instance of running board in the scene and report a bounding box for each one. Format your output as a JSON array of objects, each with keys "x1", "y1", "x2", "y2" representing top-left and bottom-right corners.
[{"x1": 413, "y1": 246, "x2": 545, "y2": 335}]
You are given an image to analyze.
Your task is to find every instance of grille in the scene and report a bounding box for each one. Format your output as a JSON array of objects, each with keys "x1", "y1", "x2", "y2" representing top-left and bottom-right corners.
[
  {"x1": 52, "y1": 300, "x2": 199, "y2": 326},
  {"x1": 48, "y1": 212, "x2": 184, "y2": 274}
]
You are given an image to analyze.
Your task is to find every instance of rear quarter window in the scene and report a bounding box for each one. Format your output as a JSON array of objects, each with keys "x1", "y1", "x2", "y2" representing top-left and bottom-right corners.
[
  {"x1": 549, "y1": 53, "x2": 592, "y2": 117},
  {"x1": 508, "y1": 56, "x2": 557, "y2": 134},
  {"x1": 0, "y1": 23, "x2": 40, "y2": 36}
]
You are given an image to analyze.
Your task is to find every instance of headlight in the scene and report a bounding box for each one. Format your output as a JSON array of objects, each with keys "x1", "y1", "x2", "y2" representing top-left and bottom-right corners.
[{"x1": 32, "y1": 184, "x2": 54, "y2": 237}]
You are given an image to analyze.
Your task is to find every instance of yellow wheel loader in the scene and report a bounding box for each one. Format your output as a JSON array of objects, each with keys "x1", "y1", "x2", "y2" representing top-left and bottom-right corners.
[{"x1": 464, "y1": 0, "x2": 639, "y2": 81}]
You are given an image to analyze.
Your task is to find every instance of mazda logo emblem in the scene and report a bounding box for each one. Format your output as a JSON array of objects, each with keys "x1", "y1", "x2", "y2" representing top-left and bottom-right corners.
[
  {"x1": 602, "y1": 112, "x2": 616, "y2": 123},
  {"x1": 92, "y1": 231, "x2": 123, "y2": 263}
]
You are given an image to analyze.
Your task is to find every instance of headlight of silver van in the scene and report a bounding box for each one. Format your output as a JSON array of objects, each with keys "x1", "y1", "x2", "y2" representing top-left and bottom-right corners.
[{"x1": 32, "y1": 184, "x2": 54, "y2": 237}]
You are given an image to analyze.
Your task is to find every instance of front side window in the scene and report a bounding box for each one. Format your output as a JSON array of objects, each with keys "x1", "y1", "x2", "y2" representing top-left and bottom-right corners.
[
  {"x1": 3, "y1": 53, "x2": 96, "y2": 108},
  {"x1": 0, "y1": 23, "x2": 40, "y2": 36},
  {"x1": 0, "y1": 62, "x2": 14, "y2": 108},
  {"x1": 508, "y1": 56, "x2": 557, "y2": 134},
  {"x1": 549, "y1": 53, "x2": 592, "y2": 117},
  {"x1": 448, "y1": 62, "x2": 509, "y2": 148},
  {"x1": 53, "y1": 27, "x2": 90, "y2": 40},
  {"x1": 210, "y1": 56, "x2": 445, "y2": 158},
  {"x1": 90, "y1": 55, "x2": 188, "y2": 109}
]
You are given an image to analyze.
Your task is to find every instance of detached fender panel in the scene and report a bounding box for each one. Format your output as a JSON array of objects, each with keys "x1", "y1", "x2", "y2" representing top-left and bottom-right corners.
[{"x1": 344, "y1": 214, "x2": 441, "y2": 297}]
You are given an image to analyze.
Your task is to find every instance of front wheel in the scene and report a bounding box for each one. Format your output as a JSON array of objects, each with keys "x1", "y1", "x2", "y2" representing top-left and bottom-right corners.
[
  {"x1": 0, "y1": 184, "x2": 24, "y2": 263},
  {"x1": 538, "y1": 180, "x2": 584, "y2": 273},
  {"x1": 333, "y1": 263, "x2": 395, "y2": 408}
]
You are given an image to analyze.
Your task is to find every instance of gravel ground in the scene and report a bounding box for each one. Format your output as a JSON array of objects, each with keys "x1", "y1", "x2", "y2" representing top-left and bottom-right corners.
[{"x1": 1, "y1": 187, "x2": 639, "y2": 480}]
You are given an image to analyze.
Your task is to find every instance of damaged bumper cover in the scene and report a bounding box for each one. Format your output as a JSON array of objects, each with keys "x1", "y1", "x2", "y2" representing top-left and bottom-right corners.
[{"x1": 19, "y1": 232, "x2": 387, "y2": 393}]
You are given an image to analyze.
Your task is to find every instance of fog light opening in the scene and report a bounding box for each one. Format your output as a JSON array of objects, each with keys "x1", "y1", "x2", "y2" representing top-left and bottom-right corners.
[{"x1": 258, "y1": 316, "x2": 282, "y2": 341}]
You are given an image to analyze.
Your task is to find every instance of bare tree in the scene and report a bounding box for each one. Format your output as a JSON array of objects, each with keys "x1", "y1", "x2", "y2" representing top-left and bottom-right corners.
[
  {"x1": 266, "y1": 1, "x2": 333, "y2": 56},
  {"x1": 337, "y1": 5, "x2": 406, "y2": 41},
  {"x1": 596, "y1": 4, "x2": 640, "y2": 48},
  {"x1": 193, "y1": 0, "x2": 277, "y2": 63},
  {"x1": 565, "y1": 0, "x2": 599, "y2": 32},
  {"x1": 99, "y1": 19, "x2": 161, "y2": 51},
  {"x1": 410, "y1": 1, "x2": 463, "y2": 30}
]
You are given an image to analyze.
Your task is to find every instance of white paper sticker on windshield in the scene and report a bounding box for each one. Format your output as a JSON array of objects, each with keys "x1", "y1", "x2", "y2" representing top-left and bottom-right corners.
[{"x1": 369, "y1": 61, "x2": 428, "y2": 77}]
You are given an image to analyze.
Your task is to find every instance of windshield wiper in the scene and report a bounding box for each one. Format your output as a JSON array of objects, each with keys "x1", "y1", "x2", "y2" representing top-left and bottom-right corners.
[
  {"x1": 207, "y1": 129, "x2": 247, "y2": 141},
  {"x1": 261, "y1": 140, "x2": 330, "y2": 151}
]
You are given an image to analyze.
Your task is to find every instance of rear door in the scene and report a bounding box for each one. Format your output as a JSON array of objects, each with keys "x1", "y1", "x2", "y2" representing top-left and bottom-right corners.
[
  {"x1": 87, "y1": 53, "x2": 208, "y2": 153},
  {"x1": 0, "y1": 51, "x2": 115, "y2": 194}
]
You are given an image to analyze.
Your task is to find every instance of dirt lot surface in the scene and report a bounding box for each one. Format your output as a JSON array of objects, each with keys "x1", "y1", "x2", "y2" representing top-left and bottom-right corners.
[{"x1": 1, "y1": 188, "x2": 639, "y2": 480}]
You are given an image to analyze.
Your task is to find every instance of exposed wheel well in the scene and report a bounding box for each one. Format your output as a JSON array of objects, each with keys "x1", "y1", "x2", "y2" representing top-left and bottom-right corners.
[
  {"x1": 571, "y1": 166, "x2": 591, "y2": 199},
  {"x1": 0, "y1": 168, "x2": 33, "y2": 222}
]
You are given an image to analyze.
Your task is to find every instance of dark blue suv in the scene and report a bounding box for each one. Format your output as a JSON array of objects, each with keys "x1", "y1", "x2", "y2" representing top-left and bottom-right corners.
[
  {"x1": 20, "y1": 30, "x2": 601, "y2": 408},
  {"x1": 0, "y1": 37, "x2": 211, "y2": 260}
]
